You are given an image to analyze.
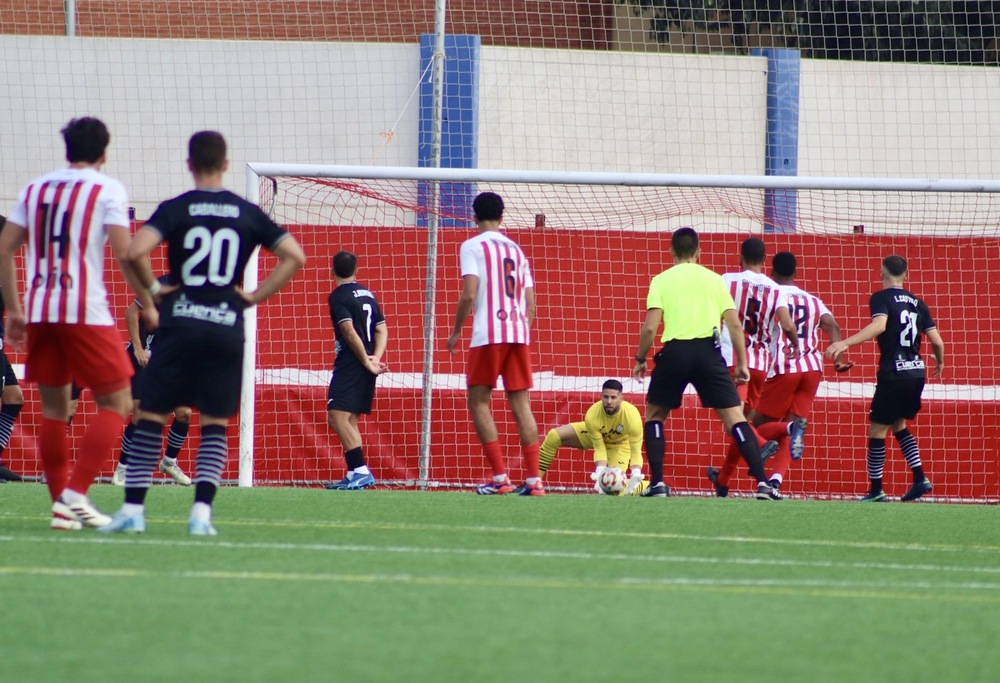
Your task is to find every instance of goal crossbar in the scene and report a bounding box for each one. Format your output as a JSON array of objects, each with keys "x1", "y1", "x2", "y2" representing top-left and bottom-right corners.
[{"x1": 248, "y1": 163, "x2": 1000, "y2": 194}]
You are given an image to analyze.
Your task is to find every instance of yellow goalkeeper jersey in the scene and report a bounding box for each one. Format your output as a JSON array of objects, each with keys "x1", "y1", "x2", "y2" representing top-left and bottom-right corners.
[{"x1": 584, "y1": 399, "x2": 643, "y2": 470}]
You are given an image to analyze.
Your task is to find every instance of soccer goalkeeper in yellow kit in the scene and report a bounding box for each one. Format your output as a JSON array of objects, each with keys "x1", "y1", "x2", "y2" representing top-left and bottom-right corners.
[{"x1": 535, "y1": 379, "x2": 648, "y2": 495}]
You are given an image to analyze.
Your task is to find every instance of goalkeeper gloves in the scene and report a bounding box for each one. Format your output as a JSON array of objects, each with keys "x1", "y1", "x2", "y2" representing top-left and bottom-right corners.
[
  {"x1": 623, "y1": 467, "x2": 643, "y2": 495},
  {"x1": 590, "y1": 465, "x2": 606, "y2": 493}
]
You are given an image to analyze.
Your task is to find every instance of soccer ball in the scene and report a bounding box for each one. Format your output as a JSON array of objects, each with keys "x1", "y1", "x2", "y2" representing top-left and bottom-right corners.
[{"x1": 598, "y1": 467, "x2": 627, "y2": 495}]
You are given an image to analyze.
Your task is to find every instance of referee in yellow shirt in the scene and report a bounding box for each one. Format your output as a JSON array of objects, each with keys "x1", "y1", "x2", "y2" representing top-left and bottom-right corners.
[{"x1": 631, "y1": 227, "x2": 780, "y2": 500}]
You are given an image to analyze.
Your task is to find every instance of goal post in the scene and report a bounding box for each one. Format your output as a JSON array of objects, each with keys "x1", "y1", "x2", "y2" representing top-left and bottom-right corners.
[{"x1": 241, "y1": 162, "x2": 1000, "y2": 502}]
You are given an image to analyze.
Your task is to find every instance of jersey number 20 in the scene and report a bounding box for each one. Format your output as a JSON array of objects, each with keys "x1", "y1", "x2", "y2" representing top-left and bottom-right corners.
[{"x1": 182, "y1": 227, "x2": 240, "y2": 286}]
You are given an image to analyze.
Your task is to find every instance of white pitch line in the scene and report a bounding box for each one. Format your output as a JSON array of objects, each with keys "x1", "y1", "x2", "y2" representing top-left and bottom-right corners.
[
  {"x1": 3, "y1": 512, "x2": 1000, "y2": 555},
  {"x1": 1, "y1": 564, "x2": 999, "y2": 599},
  {"x1": 213, "y1": 517, "x2": 1000, "y2": 556},
  {"x1": 2, "y1": 534, "x2": 999, "y2": 579}
]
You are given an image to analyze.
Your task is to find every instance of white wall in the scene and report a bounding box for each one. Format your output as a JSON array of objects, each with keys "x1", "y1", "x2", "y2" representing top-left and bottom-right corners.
[
  {"x1": 0, "y1": 36, "x2": 420, "y2": 218},
  {"x1": 799, "y1": 59, "x2": 1000, "y2": 179},
  {"x1": 478, "y1": 47, "x2": 768, "y2": 175}
]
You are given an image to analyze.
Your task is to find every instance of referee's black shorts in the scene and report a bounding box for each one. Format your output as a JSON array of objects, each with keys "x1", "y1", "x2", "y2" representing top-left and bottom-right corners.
[
  {"x1": 870, "y1": 376, "x2": 925, "y2": 425},
  {"x1": 139, "y1": 327, "x2": 244, "y2": 418},
  {"x1": 327, "y1": 362, "x2": 377, "y2": 415},
  {"x1": 647, "y1": 338, "x2": 741, "y2": 411}
]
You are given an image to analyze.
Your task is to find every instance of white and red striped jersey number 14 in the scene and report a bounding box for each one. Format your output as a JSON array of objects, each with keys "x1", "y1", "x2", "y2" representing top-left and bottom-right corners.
[{"x1": 12, "y1": 167, "x2": 128, "y2": 326}]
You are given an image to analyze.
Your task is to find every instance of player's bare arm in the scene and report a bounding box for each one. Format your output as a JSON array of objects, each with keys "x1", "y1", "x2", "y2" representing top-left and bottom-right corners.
[
  {"x1": 722, "y1": 308, "x2": 749, "y2": 384},
  {"x1": 0, "y1": 220, "x2": 27, "y2": 349},
  {"x1": 632, "y1": 307, "x2": 662, "y2": 379},
  {"x1": 926, "y1": 328, "x2": 945, "y2": 377},
  {"x1": 110, "y1": 224, "x2": 155, "y2": 312},
  {"x1": 125, "y1": 301, "x2": 150, "y2": 366},
  {"x1": 338, "y1": 319, "x2": 387, "y2": 375},
  {"x1": 825, "y1": 314, "x2": 887, "y2": 360},
  {"x1": 125, "y1": 226, "x2": 170, "y2": 329},
  {"x1": 237, "y1": 235, "x2": 306, "y2": 306},
  {"x1": 371, "y1": 321, "x2": 389, "y2": 373},
  {"x1": 775, "y1": 304, "x2": 800, "y2": 359},
  {"x1": 524, "y1": 286, "x2": 536, "y2": 326},
  {"x1": 446, "y1": 274, "x2": 478, "y2": 354},
  {"x1": 819, "y1": 312, "x2": 854, "y2": 372}
]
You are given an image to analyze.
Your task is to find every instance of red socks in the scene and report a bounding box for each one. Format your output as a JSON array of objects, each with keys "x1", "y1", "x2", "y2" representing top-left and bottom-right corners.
[
  {"x1": 66, "y1": 408, "x2": 128, "y2": 495},
  {"x1": 521, "y1": 442, "x2": 540, "y2": 480},
  {"x1": 39, "y1": 418, "x2": 70, "y2": 502},
  {"x1": 483, "y1": 440, "x2": 506, "y2": 477}
]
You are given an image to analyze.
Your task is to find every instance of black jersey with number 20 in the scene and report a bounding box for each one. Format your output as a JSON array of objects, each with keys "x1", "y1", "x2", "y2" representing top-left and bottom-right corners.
[
  {"x1": 869, "y1": 287, "x2": 936, "y2": 381},
  {"x1": 144, "y1": 189, "x2": 289, "y2": 341}
]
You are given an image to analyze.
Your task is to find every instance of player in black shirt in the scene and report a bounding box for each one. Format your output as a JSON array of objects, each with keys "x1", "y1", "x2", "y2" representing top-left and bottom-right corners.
[
  {"x1": 826, "y1": 255, "x2": 945, "y2": 502},
  {"x1": 100, "y1": 131, "x2": 305, "y2": 536},
  {"x1": 324, "y1": 251, "x2": 388, "y2": 490},
  {"x1": 112, "y1": 276, "x2": 193, "y2": 487},
  {"x1": 0, "y1": 219, "x2": 25, "y2": 483}
]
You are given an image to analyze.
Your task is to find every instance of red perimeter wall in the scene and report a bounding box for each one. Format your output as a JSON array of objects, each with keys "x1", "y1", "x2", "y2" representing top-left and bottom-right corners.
[{"x1": 4, "y1": 228, "x2": 999, "y2": 501}]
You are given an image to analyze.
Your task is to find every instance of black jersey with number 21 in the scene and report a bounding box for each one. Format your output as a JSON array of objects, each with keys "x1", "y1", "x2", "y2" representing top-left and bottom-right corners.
[
  {"x1": 144, "y1": 189, "x2": 289, "y2": 340},
  {"x1": 869, "y1": 287, "x2": 936, "y2": 380}
]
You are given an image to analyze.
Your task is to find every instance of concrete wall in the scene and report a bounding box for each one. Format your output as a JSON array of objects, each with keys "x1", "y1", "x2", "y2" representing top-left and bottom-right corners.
[
  {"x1": 1, "y1": 35, "x2": 996, "y2": 221},
  {"x1": 0, "y1": 36, "x2": 420, "y2": 218},
  {"x1": 799, "y1": 59, "x2": 1000, "y2": 179},
  {"x1": 479, "y1": 47, "x2": 767, "y2": 175}
]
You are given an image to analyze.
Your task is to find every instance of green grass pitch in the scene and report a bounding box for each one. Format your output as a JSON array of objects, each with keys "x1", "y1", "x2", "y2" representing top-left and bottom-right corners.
[{"x1": 1, "y1": 484, "x2": 998, "y2": 683}]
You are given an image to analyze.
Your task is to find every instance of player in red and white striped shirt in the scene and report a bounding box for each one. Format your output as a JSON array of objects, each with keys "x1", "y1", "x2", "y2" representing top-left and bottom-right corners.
[
  {"x1": 750, "y1": 251, "x2": 853, "y2": 492},
  {"x1": 0, "y1": 118, "x2": 138, "y2": 531},
  {"x1": 709, "y1": 238, "x2": 799, "y2": 497},
  {"x1": 719, "y1": 238, "x2": 792, "y2": 405},
  {"x1": 446, "y1": 192, "x2": 542, "y2": 496}
]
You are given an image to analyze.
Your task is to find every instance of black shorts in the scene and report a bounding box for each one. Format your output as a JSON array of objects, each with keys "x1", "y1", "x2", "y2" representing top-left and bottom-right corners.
[
  {"x1": 128, "y1": 348, "x2": 145, "y2": 397},
  {"x1": 647, "y1": 338, "x2": 741, "y2": 411},
  {"x1": 327, "y1": 363, "x2": 377, "y2": 415},
  {"x1": 0, "y1": 348, "x2": 18, "y2": 391},
  {"x1": 870, "y1": 376, "x2": 925, "y2": 425},
  {"x1": 139, "y1": 327, "x2": 244, "y2": 418}
]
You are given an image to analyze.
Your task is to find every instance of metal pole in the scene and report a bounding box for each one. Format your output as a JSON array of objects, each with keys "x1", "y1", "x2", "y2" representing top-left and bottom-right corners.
[
  {"x1": 239, "y1": 165, "x2": 261, "y2": 487},
  {"x1": 65, "y1": 0, "x2": 76, "y2": 37},
  {"x1": 417, "y1": 0, "x2": 448, "y2": 486}
]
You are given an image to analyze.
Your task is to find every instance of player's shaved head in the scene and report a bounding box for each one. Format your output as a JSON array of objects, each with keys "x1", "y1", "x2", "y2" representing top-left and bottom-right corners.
[
  {"x1": 62, "y1": 117, "x2": 110, "y2": 164},
  {"x1": 740, "y1": 237, "x2": 766, "y2": 265},
  {"x1": 188, "y1": 131, "x2": 227, "y2": 173},
  {"x1": 671, "y1": 227, "x2": 699, "y2": 259}
]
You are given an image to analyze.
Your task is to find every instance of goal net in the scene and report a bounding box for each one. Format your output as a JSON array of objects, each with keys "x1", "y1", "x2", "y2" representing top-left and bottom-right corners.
[{"x1": 244, "y1": 164, "x2": 1000, "y2": 503}]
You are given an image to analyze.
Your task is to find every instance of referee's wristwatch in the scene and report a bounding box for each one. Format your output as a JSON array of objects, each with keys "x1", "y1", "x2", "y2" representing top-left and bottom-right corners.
[{"x1": 634, "y1": 354, "x2": 647, "y2": 363}]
